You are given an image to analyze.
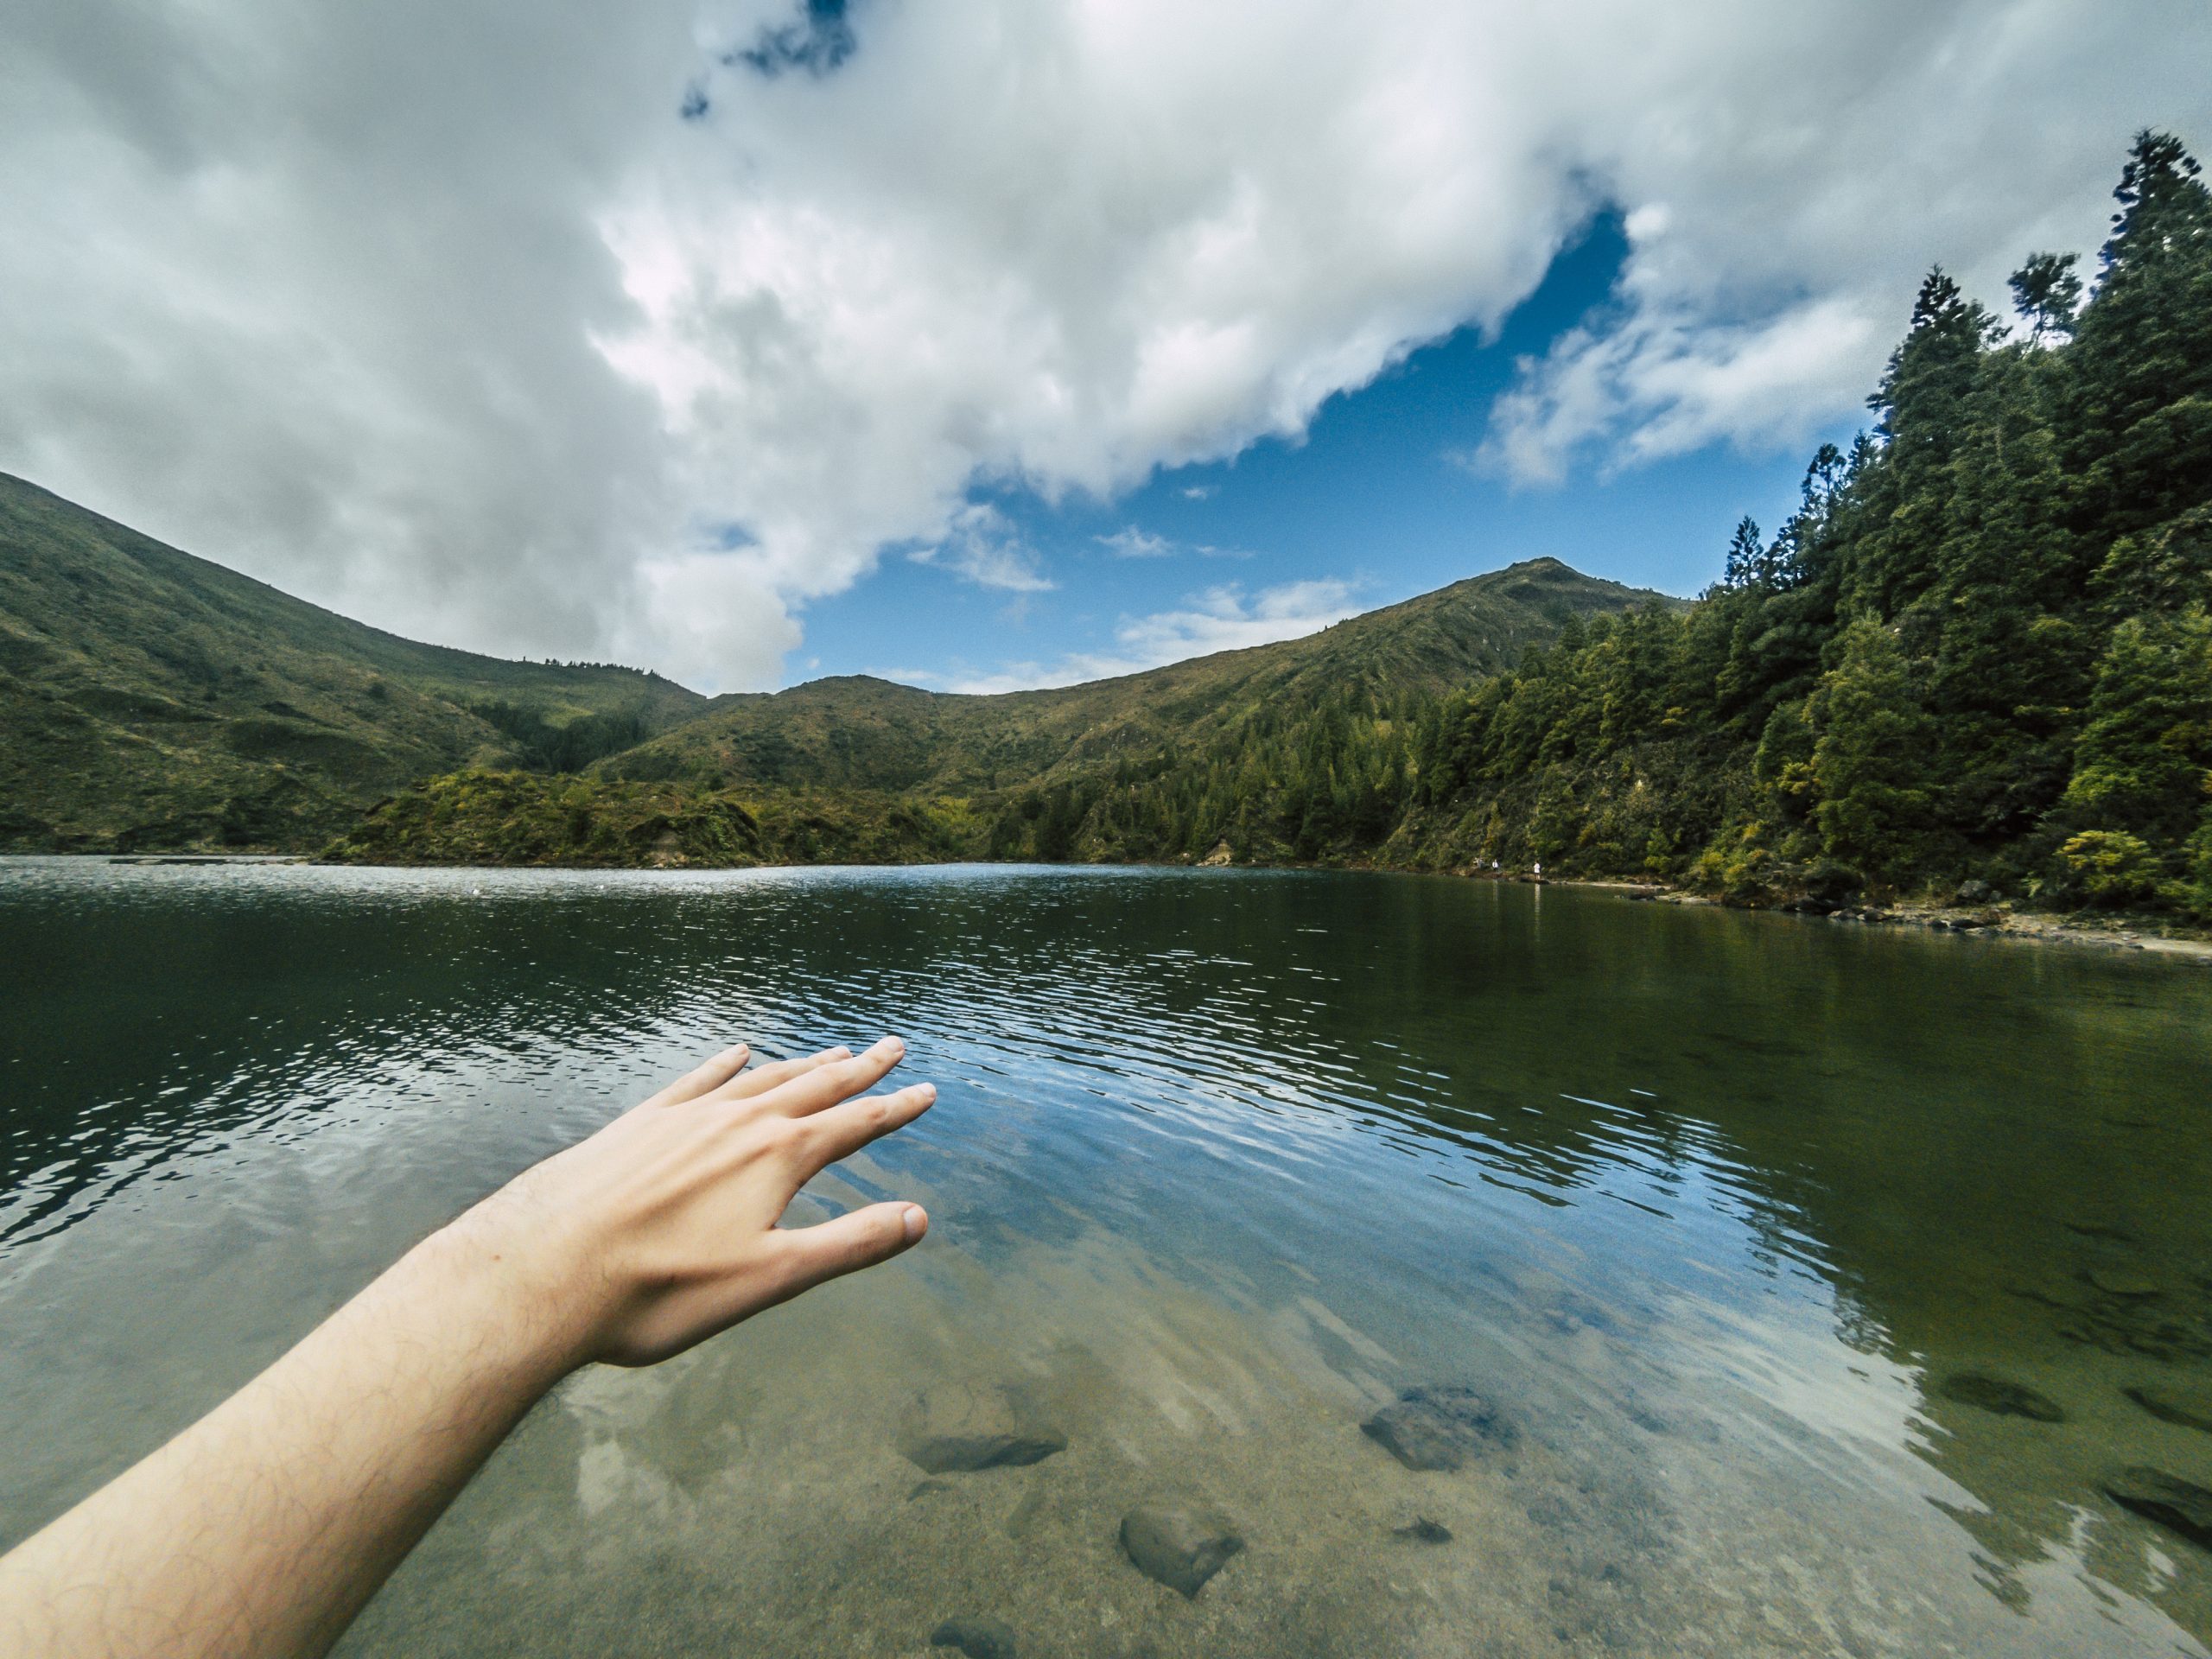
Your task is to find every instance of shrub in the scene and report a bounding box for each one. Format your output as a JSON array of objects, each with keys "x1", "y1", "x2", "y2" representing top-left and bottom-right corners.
[{"x1": 2056, "y1": 830, "x2": 2164, "y2": 905}]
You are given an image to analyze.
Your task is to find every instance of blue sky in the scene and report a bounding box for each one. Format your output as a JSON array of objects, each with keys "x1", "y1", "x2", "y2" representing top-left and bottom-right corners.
[
  {"x1": 9, "y1": 2, "x2": 2196, "y2": 692},
  {"x1": 799, "y1": 218, "x2": 1853, "y2": 691}
]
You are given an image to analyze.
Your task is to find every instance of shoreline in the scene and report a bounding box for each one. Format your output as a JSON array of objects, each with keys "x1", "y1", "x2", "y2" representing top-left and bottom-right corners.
[
  {"x1": 16, "y1": 849, "x2": 2209, "y2": 963},
  {"x1": 1499, "y1": 872, "x2": 2212, "y2": 962}
]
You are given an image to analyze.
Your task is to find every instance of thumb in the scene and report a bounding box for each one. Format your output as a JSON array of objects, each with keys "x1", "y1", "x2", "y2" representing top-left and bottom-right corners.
[{"x1": 771, "y1": 1202, "x2": 929, "y2": 1301}]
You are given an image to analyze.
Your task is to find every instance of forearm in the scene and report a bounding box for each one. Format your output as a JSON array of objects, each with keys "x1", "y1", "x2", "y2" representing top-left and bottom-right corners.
[
  {"x1": 0, "y1": 1036, "x2": 929, "y2": 1659},
  {"x1": 0, "y1": 1222, "x2": 582, "y2": 1659}
]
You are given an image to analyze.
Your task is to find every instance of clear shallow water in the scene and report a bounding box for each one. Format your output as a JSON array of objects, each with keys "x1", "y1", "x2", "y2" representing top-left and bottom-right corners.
[{"x1": 2, "y1": 860, "x2": 2210, "y2": 1658}]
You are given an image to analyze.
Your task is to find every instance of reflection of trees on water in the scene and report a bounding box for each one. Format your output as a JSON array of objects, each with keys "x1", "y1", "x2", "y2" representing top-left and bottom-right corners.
[
  {"x1": 7, "y1": 866, "x2": 2209, "y2": 1637},
  {"x1": 1245, "y1": 877, "x2": 2212, "y2": 1635}
]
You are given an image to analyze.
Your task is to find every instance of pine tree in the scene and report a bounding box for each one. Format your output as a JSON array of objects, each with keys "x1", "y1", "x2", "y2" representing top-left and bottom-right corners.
[
  {"x1": 1803, "y1": 620, "x2": 1946, "y2": 886},
  {"x1": 1722, "y1": 518, "x2": 1764, "y2": 588},
  {"x1": 2008, "y1": 251, "x2": 2082, "y2": 343},
  {"x1": 2066, "y1": 131, "x2": 2212, "y2": 537},
  {"x1": 2061, "y1": 610, "x2": 2212, "y2": 847}
]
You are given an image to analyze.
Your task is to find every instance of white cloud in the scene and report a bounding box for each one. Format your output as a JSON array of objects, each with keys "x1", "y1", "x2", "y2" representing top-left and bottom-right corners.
[
  {"x1": 1472, "y1": 299, "x2": 1883, "y2": 486},
  {"x1": 3, "y1": 0, "x2": 2206, "y2": 686},
  {"x1": 909, "y1": 503, "x2": 1053, "y2": 592},
  {"x1": 1096, "y1": 526, "x2": 1174, "y2": 559},
  {"x1": 946, "y1": 578, "x2": 1360, "y2": 692},
  {"x1": 1180, "y1": 485, "x2": 1217, "y2": 501},
  {"x1": 1093, "y1": 525, "x2": 1250, "y2": 560}
]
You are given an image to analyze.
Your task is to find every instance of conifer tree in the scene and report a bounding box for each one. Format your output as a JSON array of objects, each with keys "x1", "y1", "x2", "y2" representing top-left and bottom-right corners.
[
  {"x1": 1803, "y1": 620, "x2": 1945, "y2": 884},
  {"x1": 2009, "y1": 251, "x2": 2082, "y2": 342},
  {"x1": 2062, "y1": 610, "x2": 2212, "y2": 846}
]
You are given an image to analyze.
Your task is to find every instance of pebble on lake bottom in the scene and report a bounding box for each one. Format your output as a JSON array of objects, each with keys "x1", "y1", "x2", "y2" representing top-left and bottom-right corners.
[
  {"x1": 901, "y1": 1384, "x2": 1069, "y2": 1474},
  {"x1": 2103, "y1": 1466, "x2": 2212, "y2": 1552},
  {"x1": 1393, "y1": 1517, "x2": 1454, "y2": 1543},
  {"x1": 2087, "y1": 1268, "x2": 2165, "y2": 1299},
  {"x1": 2124, "y1": 1383, "x2": 2212, "y2": 1435},
  {"x1": 1119, "y1": 1503, "x2": 1246, "y2": 1597},
  {"x1": 1936, "y1": 1371, "x2": 2066, "y2": 1422},
  {"x1": 930, "y1": 1616, "x2": 1018, "y2": 1659},
  {"x1": 1361, "y1": 1386, "x2": 1517, "y2": 1471}
]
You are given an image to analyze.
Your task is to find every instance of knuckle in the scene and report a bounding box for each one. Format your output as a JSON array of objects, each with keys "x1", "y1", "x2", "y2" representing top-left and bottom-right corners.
[{"x1": 756, "y1": 1116, "x2": 805, "y2": 1155}]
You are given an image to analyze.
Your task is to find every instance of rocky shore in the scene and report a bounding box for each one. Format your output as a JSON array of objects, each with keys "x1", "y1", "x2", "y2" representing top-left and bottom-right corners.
[{"x1": 1580, "y1": 879, "x2": 2212, "y2": 961}]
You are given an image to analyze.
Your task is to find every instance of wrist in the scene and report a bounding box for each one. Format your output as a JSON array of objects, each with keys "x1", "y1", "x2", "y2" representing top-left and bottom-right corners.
[{"x1": 402, "y1": 1201, "x2": 607, "y2": 1389}]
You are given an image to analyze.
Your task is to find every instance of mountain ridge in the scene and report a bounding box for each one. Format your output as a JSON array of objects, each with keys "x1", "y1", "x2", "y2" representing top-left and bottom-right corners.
[
  {"x1": 0, "y1": 470, "x2": 1667, "y2": 851},
  {"x1": 0, "y1": 470, "x2": 705, "y2": 849},
  {"x1": 600, "y1": 556, "x2": 1673, "y2": 796}
]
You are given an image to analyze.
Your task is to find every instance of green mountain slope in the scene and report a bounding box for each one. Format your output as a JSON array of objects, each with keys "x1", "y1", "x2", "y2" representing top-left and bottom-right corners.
[
  {"x1": 0, "y1": 473, "x2": 704, "y2": 850},
  {"x1": 601, "y1": 558, "x2": 1668, "y2": 795},
  {"x1": 0, "y1": 465, "x2": 1663, "y2": 861},
  {"x1": 1390, "y1": 130, "x2": 2212, "y2": 918}
]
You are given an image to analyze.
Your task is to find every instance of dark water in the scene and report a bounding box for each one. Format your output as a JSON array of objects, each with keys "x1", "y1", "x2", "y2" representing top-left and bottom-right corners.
[{"x1": 3, "y1": 860, "x2": 2210, "y2": 1657}]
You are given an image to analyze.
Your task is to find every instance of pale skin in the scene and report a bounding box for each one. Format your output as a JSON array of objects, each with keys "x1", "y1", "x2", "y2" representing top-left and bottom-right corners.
[{"x1": 0, "y1": 1033, "x2": 934, "y2": 1659}]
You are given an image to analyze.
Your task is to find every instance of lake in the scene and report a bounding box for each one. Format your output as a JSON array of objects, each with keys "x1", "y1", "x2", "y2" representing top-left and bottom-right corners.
[{"x1": 2, "y1": 859, "x2": 2209, "y2": 1657}]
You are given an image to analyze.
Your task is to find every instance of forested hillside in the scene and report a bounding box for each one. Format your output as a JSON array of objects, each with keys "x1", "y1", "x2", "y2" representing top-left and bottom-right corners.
[
  {"x1": 718, "y1": 128, "x2": 2209, "y2": 907},
  {"x1": 1384, "y1": 130, "x2": 2212, "y2": 918},
  {"x1": 323, "y1": 559, "x2": 1664, "y2": 868},
  {"x1": 13, "y1": 130, "x2": 2209, "y2": 919},
  {"x1": 0, "y1": 474, "x2": 703, "y2": 849}
]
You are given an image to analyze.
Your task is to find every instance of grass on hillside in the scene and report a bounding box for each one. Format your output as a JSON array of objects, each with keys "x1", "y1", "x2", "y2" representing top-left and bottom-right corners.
[
  {"x1": 321, "y1": 772, "x2": 989, "y2": 868},
  {"x1": 0, "y1": 471, "x2": 704, "y2": 850}
]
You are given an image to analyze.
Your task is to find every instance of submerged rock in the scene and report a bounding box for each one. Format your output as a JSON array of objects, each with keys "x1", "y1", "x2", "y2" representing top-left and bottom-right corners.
[
  {"x1": 1361, "y1": 1386, "x2": 1516, "y2": 1471},
  {"x1": 901, "y1": 1385, "x2": 1067, "y2": 1474},
  {"x1": 1937, "y1": 1371, "x2": 2065, "y2": 1422},
  {"x1": 931, "y1": 1617, "x2": 1018, "y2": 1659},
  {"x1": 907, "y1": 1430, "x2": 1066, "y2": 1474},
  {"x1": 1119, "y1": 1503, "x2": 1245, "y2": 1596},
  {"x1": 2125, "y1": 1385, "x2": 2212, "y2": 1435},
  {"x1": 1393, "y1": 1517, "x2": 1453, "y2": 1543},
  {"x1": 2087, "y1": 1267, "x2": 2163, "y2": 1299},
  {"x1": 2105, "y1": 1467, "x2": 2212, "y2": 1552},
  {"x1": 2063, "y1": 1219, "x2": 2136, "y2": 1243}
]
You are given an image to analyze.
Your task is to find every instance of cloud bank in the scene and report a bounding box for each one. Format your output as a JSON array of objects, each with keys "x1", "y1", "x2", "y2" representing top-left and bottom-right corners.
[
  {"x1": 3, "y1": 0, "x2": 2205, "y2": 687},
  {"x1": 943, "y1": 579, "x2": 1363, "y2": 695}
]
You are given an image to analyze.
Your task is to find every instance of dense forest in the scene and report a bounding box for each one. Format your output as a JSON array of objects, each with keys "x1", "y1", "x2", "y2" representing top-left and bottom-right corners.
[
  {"x1": 10, "y1": 132, "x2": 2207, "y2": 920},
  {"x1": 944, "y1": 130, "x2": 2209, "y2": 918}
]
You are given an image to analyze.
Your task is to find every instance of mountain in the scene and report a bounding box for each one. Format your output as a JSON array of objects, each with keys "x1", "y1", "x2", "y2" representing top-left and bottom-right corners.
[
  {"x1": 0, "y1": 472, "x2": 704, "y2": 850},
  {"x1": 318, "y1": 131, "x2": 2212, "y2": 906},
  {"x1": 0, "y1": 468, "x2": 1667, "y2": 858},
  {"x1": 598, "y1": 558, "x2": 1669, "y2": 796},
  {"x1": 1397, "y1": 130, "x2": 2212, "y2": 919}
]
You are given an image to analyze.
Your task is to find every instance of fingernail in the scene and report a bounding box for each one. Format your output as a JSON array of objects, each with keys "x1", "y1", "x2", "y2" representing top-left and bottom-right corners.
[
  {"x1": 878, "y1": 1035, "x2": 906, "y2": 1056},
  {"x1": 901, "y1": 1205, "x2": 928, "y2": 1243},
  {"x1": 915, "y1": 1083, "x2": 937, "y2": 1104}
]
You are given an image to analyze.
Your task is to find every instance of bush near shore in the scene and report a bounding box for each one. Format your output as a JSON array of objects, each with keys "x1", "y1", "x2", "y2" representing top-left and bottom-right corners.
[{"x1": 321, "y1": 772, "x2": 984, "y2": 868}]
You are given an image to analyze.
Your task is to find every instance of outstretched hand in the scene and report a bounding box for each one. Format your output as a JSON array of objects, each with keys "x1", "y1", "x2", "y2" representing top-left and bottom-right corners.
[
  {"x1": 457, "y1": 1035, "x2": 935, "y2": 1367},
  {"x1": 0, "y1": 1033, "x2": 937, "y2": 1659}
]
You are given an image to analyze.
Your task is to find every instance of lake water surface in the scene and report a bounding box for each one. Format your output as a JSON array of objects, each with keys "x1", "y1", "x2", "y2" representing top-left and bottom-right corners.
[{"x1": 3, "y1": 860, "x2": 2210, "y2": 1656}]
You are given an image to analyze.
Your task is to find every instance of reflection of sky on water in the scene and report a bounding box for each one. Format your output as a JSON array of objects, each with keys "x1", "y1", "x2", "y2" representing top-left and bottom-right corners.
[{"x1": 2, "y1": 859, "x2": 2209, "y2": 1654}]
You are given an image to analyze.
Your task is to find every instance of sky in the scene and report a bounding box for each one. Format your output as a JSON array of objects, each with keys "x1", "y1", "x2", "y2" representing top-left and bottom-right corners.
[{"x1": 3, "y1": 1, "x2": 2209, "y2": 695}]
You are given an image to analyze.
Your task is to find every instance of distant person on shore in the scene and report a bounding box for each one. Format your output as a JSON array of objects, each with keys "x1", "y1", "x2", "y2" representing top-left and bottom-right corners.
[{"x1": 0, "y1": 1037, "x2": 933, "y2": 1659}]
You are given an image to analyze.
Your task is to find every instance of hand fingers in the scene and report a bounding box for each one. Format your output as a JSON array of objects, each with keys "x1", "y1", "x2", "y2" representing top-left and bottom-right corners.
[
  {"x1": 756, "y1": 1036, "x2": 908, "y2": 1118},
  {"x1": 768, "y1": 1201, "x2": 929, "y2": 1303},
  {"x1": 792, "y1": 1082, "x2": 936, "y2": 1173},
  {"x1": 710, "y1": 1045, "x2": 852, "y2": 1103},
  {"x1": 641, "y1": 1041, "x2": 750, "y2": 1109}
]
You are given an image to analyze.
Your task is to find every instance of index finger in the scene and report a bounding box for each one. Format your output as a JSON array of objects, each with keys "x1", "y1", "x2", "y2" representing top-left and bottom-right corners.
[
  {"x1": 753, "y1": 1036, "x2": 907, "y2": 1117},
  {"x1": 709, "y1": 1045, "x2": 853, "y2": 1103}
]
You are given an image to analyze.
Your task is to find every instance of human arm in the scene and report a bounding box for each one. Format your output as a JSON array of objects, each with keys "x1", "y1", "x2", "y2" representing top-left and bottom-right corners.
[{"x1": 0, "y1": 1035, "x2": 933, "y2": 1659}]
